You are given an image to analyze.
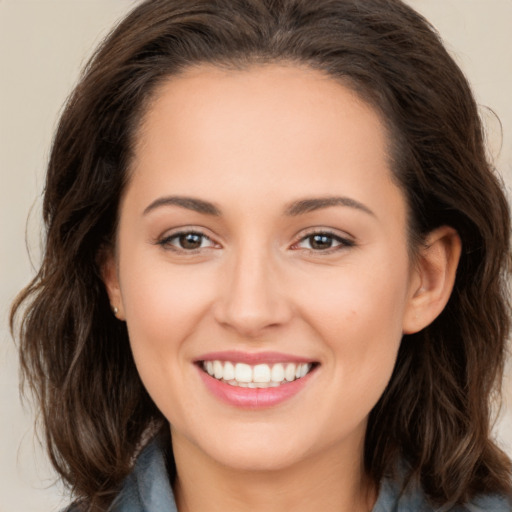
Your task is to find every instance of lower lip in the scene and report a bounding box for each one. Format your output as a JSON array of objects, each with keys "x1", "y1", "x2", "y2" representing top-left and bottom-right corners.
[{"x1": 197, "y1": 366, "x2": 315, "y2": 409}]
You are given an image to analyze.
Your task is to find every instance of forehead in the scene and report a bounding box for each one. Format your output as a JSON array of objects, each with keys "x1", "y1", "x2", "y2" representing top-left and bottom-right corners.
[
  {"x1": 132, "y1": 64, "x2": 393, "y2": 185},
  {"x1": 124, "y1": 63, "x2": 404, "y2": 229}
]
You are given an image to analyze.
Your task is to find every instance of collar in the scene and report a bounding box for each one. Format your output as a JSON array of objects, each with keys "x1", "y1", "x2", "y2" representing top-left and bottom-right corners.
[{"x1": 109, "y1": 437, "x2": 511, "y2": 512}]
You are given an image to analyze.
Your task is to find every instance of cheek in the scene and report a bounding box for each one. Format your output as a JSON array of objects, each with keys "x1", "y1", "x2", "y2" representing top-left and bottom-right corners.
[
  {"x1": 116, "y1": 245, "x2": 218, "y2": 402},
  {"x1": 296, "y1": 255, "x2": 409, "y2": 408},
  {"x1": 119, "y1": 264, "x2": 215, "y2": 428},
  {"x1": 120, "y1": 252, "x2": 214, "y2": 342},
  {"x1": 301, "y1": 253, "x2": 409, "y2": 339}
]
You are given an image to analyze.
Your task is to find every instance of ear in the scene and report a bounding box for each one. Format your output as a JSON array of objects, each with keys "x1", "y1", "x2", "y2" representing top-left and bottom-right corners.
[
  {"x1": 98, "y1": 246, "x2": 125, "y2": 321},
  {"x1": 402, "y1": 226, "x2": 461, "y2": 334}
]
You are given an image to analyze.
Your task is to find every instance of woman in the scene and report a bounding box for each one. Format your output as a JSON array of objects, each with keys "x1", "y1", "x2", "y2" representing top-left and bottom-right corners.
[{"x1": 11, "y1": 0, "x2": 512, "y2": 510}]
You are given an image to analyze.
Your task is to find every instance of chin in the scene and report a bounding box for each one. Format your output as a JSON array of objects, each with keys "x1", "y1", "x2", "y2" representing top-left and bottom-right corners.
[
  {"x1": 174, "y1": 422, "x2": 315, "y2": 473},
  {"x1": 209, "y1": 443, "x2": 309, "y2": 473}
]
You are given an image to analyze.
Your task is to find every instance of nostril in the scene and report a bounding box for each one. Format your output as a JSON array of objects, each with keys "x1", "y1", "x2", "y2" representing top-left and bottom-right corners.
[{"x1": 213, "y1": 296, "x2": 293, "y2": 337}]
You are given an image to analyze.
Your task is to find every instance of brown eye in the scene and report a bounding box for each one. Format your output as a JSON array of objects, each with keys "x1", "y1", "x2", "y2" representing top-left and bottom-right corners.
[
  {"x1": 294, "y1": 231, "x2": 354, "y2": 252},
  {"x1": 158, "y1": 231, "x2": 216, "y2": 251},
  {"x1": 179, "y1": 233, "x2": 204, "y2": 250},
  {"x1": 309, "y1": 234, "x2": 334, "y2": 250}
]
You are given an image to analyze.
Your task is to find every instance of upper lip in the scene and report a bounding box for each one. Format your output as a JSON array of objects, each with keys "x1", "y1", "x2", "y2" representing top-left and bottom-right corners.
[{"x1": 195, "y1": 351, "x2": 317, "y2": 365}]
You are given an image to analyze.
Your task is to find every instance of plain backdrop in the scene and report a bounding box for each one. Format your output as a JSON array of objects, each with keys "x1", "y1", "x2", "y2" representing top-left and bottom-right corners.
[{"x1": 1, "y1": 1, "x2": 511, "y2": 511}]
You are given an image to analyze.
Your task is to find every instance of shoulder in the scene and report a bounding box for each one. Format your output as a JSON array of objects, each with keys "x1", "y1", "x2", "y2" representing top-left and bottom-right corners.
[
  {"x1": 462, "y1": 493, "x2": 512, "y2": 512},
  {"x1": 109, "y1": 437, "x2": 177, "y2": 512},
  {"x1": 373, "y1": 473, "x2": 512, "y2": 512},
  {"x1": 62, "y1": 437, "x2": 178, "y2": 512}
]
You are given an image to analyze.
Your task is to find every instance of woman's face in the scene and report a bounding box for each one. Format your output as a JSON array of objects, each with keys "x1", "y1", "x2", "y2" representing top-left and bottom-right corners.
[{"x1": 106, "y1": 64, "x2": 423, "y2": 472}]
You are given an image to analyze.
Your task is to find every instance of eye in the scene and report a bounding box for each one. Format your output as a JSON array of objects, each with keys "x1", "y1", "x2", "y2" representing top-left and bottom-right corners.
[
  {"x1": 158, "y1": 231, "x2": 216, "y2": 251},
  {"x1": 293, "y1": 231, "x2": 354, "y2": 252}
]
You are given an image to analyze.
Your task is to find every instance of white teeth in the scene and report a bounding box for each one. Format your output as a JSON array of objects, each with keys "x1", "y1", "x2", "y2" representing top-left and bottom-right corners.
[
  {"x1": 213, "y1": 360, "x2": 223, "y2": 379},
  {"x1": 253, "y1": 364, "x2": 271, "y2": 383},
  {"x1": 285, "y1": 363, "x2": 296, "y2": 382},
  {"x1": 202, "y1": 360, "x2": 313, "y2": 387},
  {"x1": 271, "y1": 363, "x2": 284, "y2": 382},
  {"x1": 223, "y1": 361, "x2": 235, "y2": 381},
  {"x1": 235, "y1": 363, "x2": 253, "y2": 383}
]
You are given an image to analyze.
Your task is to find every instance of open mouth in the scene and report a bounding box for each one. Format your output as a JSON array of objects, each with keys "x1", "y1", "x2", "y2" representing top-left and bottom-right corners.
[{"x1": 199, "y1": 360, "x2": 318, "y2": 388}]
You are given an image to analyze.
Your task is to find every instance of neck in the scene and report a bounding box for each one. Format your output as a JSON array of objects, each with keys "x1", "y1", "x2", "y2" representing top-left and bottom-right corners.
[{"x1": 171, "y1": 428, "x2": 376, "y2": 512}]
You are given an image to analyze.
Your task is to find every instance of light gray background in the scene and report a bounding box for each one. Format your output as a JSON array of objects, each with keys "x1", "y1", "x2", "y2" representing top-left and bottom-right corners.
[{"x1": 1, "y1": 1, "x2": 511, "y2": 511}]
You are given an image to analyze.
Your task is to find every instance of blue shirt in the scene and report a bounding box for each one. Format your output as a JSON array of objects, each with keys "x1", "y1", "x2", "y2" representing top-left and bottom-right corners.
[{"x1": 72, "y1": 438, "x2": 511, "y2": 511}]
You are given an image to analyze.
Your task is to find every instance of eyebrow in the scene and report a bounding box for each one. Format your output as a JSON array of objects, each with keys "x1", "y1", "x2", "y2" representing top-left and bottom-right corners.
[
  {"x1": 143, "y1": 196, "x2": 221, "y2": 216},
  {"x1": 284, "y1": 196, "x2": 375, "y2": 217},
  {"x1": 142, "y1": 194, "x2": 374, "y2": 218}
]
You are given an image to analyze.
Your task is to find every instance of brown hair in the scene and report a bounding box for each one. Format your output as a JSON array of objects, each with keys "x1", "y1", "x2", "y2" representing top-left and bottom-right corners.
[{"x1": 11, "y1": 0, "x2": 512, "y2": 509}]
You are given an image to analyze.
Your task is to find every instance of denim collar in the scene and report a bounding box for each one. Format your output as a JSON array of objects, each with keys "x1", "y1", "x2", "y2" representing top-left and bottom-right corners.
[{"x1": 109, "y1": 437, "x2": 511, "y2": 512}]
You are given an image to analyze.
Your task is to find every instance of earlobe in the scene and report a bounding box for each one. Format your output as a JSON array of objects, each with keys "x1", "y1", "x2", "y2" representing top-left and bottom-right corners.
[
  {"x1": 402, "y1": 226, "x2": 461, "y2": 334},
  {"x1": 98, "y1": 247, "x2": 125, "y2": 321}
]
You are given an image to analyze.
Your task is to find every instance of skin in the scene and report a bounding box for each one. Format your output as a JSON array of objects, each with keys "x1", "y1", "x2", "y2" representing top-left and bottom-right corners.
[{"x1": 103, "y1": 64, "x2": 461, "y2": 512}]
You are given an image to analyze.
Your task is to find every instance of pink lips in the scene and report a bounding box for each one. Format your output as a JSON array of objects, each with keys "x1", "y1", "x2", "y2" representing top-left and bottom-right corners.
[{"x1": 195, "y1": 351, "x2": 317, "y2": 409}]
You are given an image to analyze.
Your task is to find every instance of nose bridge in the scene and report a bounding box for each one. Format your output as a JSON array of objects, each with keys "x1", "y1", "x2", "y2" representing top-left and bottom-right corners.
[{"x1": 214, "y1": 240, "x2": 291, "y2": 336}]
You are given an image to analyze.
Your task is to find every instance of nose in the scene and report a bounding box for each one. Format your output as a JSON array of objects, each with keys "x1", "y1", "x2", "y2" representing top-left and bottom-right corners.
[{"x1": 213, "y1": 247, "x2": 293, "y2": 338}]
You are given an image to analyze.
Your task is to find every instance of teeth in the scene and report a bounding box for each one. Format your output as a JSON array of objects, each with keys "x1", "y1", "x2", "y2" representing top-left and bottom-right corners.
[
  {"x1": 285, "y1": 363, "x2": 296, "y2": 382},
  {"x1": 253, "y1": 364, "x2": 271, "y2": 383},
  {"x1": 235, "y1": 363, "x2": 252, "y2": 383},
  {"x1": 271, "y1": 363, "x2": 284, "y2": 382},
  {"x1": 202, "y1": 360, "x2": 313, "y2": 387},
  {"x1": 223, "y1": 361, "x2": 235, "y2": 381},
  {"x1": 213, "y1": 360, "x2": 223, "y2": 379}
]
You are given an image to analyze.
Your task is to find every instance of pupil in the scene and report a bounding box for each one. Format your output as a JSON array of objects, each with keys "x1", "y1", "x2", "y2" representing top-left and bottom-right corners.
[
  {"x1": 180, "y1": 233, "x2": 202, "y2": 249},
  {"x1": 310, "y1": 234, "x2": 332, "y2": 250}
]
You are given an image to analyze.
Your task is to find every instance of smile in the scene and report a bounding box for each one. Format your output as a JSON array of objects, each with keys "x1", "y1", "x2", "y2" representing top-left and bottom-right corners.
[
  {"x1": 201, "y1": 360, "x2": 314, "y2": 388},
  {"x1": 196, "y1": 354, "x2": 319, "y2": 408}
]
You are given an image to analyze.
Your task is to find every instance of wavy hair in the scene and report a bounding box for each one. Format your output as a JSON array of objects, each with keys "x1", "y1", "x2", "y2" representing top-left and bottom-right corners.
[{"x1": 11, "y1": 0, "x2": 511, "y2": 509}]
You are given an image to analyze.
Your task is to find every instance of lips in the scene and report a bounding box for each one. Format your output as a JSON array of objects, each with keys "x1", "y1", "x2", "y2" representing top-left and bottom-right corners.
[{"x1": 196, "y1": 352, "x2": 318, "y2": 408}]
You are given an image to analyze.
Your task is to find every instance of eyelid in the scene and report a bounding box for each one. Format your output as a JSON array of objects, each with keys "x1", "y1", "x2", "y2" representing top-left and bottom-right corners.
[
  {"x1": 154, "y1": 226, "x2": 221, "y2": 253},
  {"x1": 152, "y1": 226, "x2": 354, "y2": 254},
  {"x1": 290, "y1": 227, "x2": 355, "y2": 253}
]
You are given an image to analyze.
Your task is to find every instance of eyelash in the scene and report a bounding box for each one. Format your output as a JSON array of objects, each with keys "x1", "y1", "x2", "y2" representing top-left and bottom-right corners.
[
  {"x1": 291, "y1": 230, "x2": 355, "y2": 254},
  {"x1": 156, "y1": 230, "x2": 217, "y2": 253},
  {"x1": 156, "y1": 229, "x2": 355, "y2": 254}
]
